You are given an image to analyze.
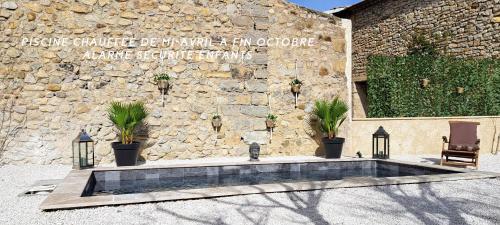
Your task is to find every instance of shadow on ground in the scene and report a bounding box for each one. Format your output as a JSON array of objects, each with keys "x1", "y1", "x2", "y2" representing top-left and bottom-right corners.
[
  {"x1": 144, "y1": 183, "x2": 331, "y2": 225},
  {"x1": 349, "y1": 177, "x2": 500, "y2": 225},
  {"x1": 135, "y1": 177, "x2": 500, "y2": 225}
]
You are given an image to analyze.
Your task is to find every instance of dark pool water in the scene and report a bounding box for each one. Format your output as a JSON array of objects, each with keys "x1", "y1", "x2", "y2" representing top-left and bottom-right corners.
[{"x1": 89, "y1": 161, "x2": 457, "y2": 196}]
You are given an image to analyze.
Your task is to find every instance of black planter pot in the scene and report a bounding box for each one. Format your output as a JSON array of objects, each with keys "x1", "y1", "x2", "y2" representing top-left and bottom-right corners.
[
  {"x1": 322, "y1": 137, "x2": 345, "y2": 159},
  {"x1": 112, "y1": 142, "x2": 141, "y2": 166}
]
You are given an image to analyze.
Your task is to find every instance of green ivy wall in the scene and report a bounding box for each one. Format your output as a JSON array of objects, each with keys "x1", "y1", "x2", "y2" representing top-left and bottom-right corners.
[{"x1": 367, "y1": 56, "x2": 500, "y2": 118}]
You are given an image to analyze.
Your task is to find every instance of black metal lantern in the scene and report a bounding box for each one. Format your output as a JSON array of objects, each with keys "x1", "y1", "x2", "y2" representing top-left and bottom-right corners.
[
  {"x1": 72, "y1": 129, "x2": 94, "y2": 169},
  {"x1": 372, "y1": 126, "x2": 390, "y2": 159},
  {"x1": 249, "y1": 142, "x2": 260, "y2": 161}
]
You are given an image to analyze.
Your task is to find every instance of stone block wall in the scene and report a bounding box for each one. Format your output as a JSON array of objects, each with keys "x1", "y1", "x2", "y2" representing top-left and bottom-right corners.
[
  {"x1": 0, "y1": 0, "x2": 348, "y2": 164},
  {"x1": 348, "y1": 0, "x2": 499, "y2": 82}
]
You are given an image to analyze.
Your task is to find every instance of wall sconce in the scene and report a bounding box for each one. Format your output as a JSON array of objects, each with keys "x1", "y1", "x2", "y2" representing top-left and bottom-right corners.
[
  {"x1": 266, "y1": 113, "x2": 277, "y2": 144},
  {"x1": 154, "y1": 73, "x2": 170, "y2": 107}
]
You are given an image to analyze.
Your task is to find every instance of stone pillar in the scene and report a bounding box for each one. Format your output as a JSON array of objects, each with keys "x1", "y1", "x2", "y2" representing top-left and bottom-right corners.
[{"x1": 342, "y1": 18, "x2": 354, "y2": 156}]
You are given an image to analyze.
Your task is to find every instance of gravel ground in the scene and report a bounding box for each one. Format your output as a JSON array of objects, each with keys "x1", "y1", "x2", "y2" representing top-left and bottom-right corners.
[{"x1": 0, "y1": 155, "x2": 499, "y2": 225}]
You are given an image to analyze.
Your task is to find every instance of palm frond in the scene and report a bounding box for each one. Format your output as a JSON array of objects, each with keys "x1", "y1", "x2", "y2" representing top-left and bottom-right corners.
[
  {"x1": 108, "y1": 102, "x2": 128, "y2": 130},
  {"x1": 108, "y1": 101, "x2": 148, "y2": 144},
  {"x1": 312, "y1": 96, "x2": 349, "y2": 139}
]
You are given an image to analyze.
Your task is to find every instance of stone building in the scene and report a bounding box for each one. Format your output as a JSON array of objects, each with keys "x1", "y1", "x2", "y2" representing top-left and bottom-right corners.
[
  {"x1": 334, "y1": 0, "x2": 500, "y2": 118},
  {"x1": 0, "y1": 0, "x2": 349, "y2": 164}
]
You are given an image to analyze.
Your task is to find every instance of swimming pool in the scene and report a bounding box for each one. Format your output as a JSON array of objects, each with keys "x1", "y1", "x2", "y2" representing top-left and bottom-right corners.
[
  {"x1": 87, "y1": 160, "x2": 457, "y2": 196},
  {"x1": 40, "y1": 158, "x2": 498, "y2": 211}
]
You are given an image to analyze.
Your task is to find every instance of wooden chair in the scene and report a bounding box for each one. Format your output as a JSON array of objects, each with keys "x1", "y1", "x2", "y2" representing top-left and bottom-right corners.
[{"x1": 441, "y1": 121, "x2": 480, "y2": 169}]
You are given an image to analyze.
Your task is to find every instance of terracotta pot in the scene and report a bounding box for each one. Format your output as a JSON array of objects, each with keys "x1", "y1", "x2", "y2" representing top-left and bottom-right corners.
[
  {"x1": 266, "y1": 119, "x2": 276, "y2": 128},
  {"x1": 456, "y1": 87, "x2": 464, "y2": 94},
  {"x1": 291, "y1": 84, "x2": 301, "y2": 93},
  {"x1": 157, "y1": 80, "x2": 169, "y2": 90},
  {"x1": 212, "y1": 118, "x2": 222, "y2": 128}
]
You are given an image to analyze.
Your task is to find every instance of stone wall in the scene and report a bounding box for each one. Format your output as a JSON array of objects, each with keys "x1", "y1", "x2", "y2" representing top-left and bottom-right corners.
[
  {"x1": 0, "y1": 0, "x2": 348, "y2": 164},
  {"x1": 345, "y1": 0, "x2": 500, "y2": 82},
  {"x1": 349, "y1": 116, "x2": 500, "y2": 157}
]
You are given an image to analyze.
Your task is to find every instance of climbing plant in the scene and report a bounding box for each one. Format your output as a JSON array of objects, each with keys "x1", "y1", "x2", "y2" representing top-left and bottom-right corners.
[
  {"x1": 367, "y1": 55, "x2": 500, "y2": 118},
  {"x1": 407, "y1": 33, "x2": 438, "y2": 56}
]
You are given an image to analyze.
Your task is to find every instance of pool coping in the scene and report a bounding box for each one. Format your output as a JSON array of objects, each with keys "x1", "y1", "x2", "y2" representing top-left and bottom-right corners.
[{"x1": 39, "y1": 158, "x2": 500, "y2": 211}]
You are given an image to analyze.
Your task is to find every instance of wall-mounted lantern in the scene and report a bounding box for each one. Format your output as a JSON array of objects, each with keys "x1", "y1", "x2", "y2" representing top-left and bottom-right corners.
[
  {"x1": 249, "y1": 142, "x2": 260, "y2": 161},
  {"x1": 372, "y1": 126, "x2": 390, "y2": 159},
  {"x1": 72, "y1": 129, "x2": 94, "y2": 169}
]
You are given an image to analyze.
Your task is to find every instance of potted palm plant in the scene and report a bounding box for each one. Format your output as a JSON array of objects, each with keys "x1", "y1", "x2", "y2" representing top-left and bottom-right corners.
[
  {"x1": 108, "y1": 101, "x2": 148, "y2": 166},
  {"x1": 312, "y1": 96, "x2": 349, "y2": 159},
  {"x1": 266, "y1": 114, "x2": 277, "y2": 128}
]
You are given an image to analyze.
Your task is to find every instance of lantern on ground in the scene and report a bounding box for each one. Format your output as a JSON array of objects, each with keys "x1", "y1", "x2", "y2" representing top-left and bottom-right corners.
[
  {"x1": 72, "y1": 129, "x2": 94, "y2": 169},
  {"x1": 372, "y1": 126, "x2": 390, "y2": 159},
  {"x1": 249, "y1": 142, "x2": 260, "y2": 161}
]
